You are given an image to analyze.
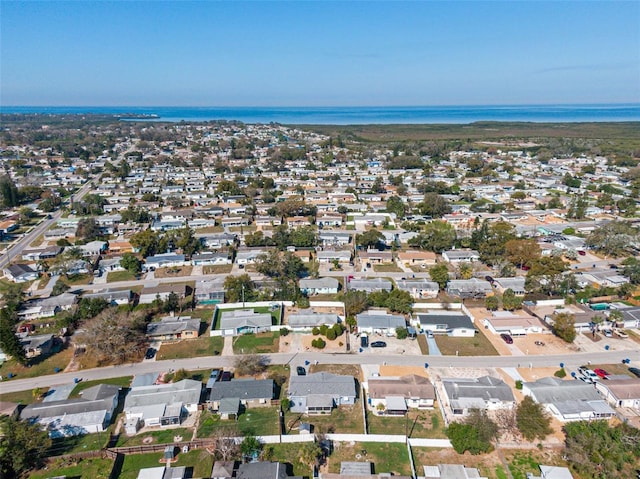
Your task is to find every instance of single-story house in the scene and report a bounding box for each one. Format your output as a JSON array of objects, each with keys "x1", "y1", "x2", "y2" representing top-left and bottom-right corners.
[
  {"x1": 492, "y1": 277, "x2": 526, "y2": 295},
  {"x1": 288, "y1": 372, "x2": 357, "y2": 415},
  {"x1": 441, "y1": 376, "x2": 515, "y2": 417},
  {"x1": 595, "y1": 378, "x2": 640, "y2": 409},
  {"x1": 359, "y1": 250, "x2": 393, "y2": 264},
  {"x1": 21, "y1": 384, "x2": 120, "y2": 437},
  {"x1": 446, "y1": 278, "x2": 492, "y2": 298},
  {"x1": 235, "y1": 461, "x2": 300, "y2": 479},
  {"x1": 317, "y1": 215, "x2": 343, "y2": 227},
  {"x1": 191, "y1": 252, "x2": 231, "y2": 266},
  {"x1": 207, "y1": 379, "x2": 275, "y2": 410},
  {"x1": 99, "y1": 257, "x2": 126, "y2": 272},
  {"x1": 522, "y1": 377, "x2": 616, "y2": 422},
  {"x1": 20, "y1": 333, "x2": 55, "y2": 358},
  {"x1": 317, "y1": 250, "x2": 351, "y2": 263},
  {"x1": 482, "y1": 311, "x2": 544, "y2": 336},
  {"x1": 73, "y1": 241, "x2": 108, "y2": 257},
  {"x1": 146, "y1": 316, "x2": 201, "y2": 341},
  {"x1": 201, "y1": 233, "x2": 237, "y2": 249},
  {"x1": 319, "y1": 232, "x2": 352, "y2": 247},
  {"x1": 3, "y1": 263, "x2": 39, "y2": 283},
  {"x1": 367, "y1": 375, "x2": 436, "y2": 413},
  {"x1": 144, "y1": 253, "x2": 188, "y2": 270},
  {"x1": 287, "y1": 310, "x2": 340, "y2": 331},
  {"x1": 21, "y1": 246, "x2": 62, "y2": 262},
  {"x1": 442, "y1": 249, "x2": 480, "y2": 264},
  {"x1": 416, "y1": 312, "x2": 475, "y2": 337},
  {"x1": 395, "y1": 279, "x2": 439, "y2": 299},
  {"x1": 397, "y1": 250, "x2": 437, "y2": 267},
  {"x1": 422, "y1": 464, "x2": 487, "y2": 479},
  {"x1": 137, "y1": 466, "x2": 187, "y2": 479},
  {"x1": 195, "y1": 279, "x2": 225, "y2": 305},
  {"x1": 299, "y1": 277, "x2": 339, "y2": 295},
  {"x1": 236, "y1": 249, "x2": 266, "y2": 265},
  {"x1": 44, "y1": 227, "x2": 76, "y2": 241},
  {"x1": 124, "y1": 379, "x2": 202, "y2": 431},
  {"x1": 82, "y1": 289, "x2": 132, "y2": 306},
  {"x1": 139, "y1": 284, "x2": 187, "y2": 304},
  {"x1": 348, "y1": 278, "x2": 392, "y2": 293},
  {"x1": 218, "y1": 309, "x2": 272, "y2": 336},
  {"x1": 356, "y1": 311, "x2": 406, "y2": 335}
]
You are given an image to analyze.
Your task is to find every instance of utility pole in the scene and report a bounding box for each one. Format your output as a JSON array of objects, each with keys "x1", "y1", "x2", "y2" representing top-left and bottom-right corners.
[{"x1": 242, "y1": 284, "x2": 245, "y2": 308}]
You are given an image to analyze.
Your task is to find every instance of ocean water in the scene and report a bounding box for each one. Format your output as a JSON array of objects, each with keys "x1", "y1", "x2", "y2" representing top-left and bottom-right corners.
[{"x1": 3, "y1": 104, "x2": 640, "y2": 124}]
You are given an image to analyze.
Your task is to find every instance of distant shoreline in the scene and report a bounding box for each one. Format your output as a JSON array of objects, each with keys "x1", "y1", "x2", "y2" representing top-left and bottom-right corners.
[{"x1": 2, "y1": 104, "x2": 639, "y2": 125}]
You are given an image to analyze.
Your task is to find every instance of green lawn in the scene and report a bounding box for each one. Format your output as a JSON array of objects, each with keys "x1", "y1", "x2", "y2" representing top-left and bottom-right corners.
[
  {"x1": 367, "y1": 408, "x2": 446, "y2": 438},
  {"x1": 417, "y1": 334, "x2": 429, "y2": 354},
  {"x1": 264, "y1": 443, "x2": 313, "y2": 477},
  {"x1": 60, "y1": 273, "x2": 93, "y2": 286},
  {"x1": 0, "y1": 346, "x2": 74, "y2": 380},
  {"x1": 284, "y1": 402, "x2": 364, "y2": 435},
  {"x1": 157, "y1": 336, "x2": 224, "y2": 360},
  {"x1": 372, "y1": 264, "x2": 403, "y2": 273},
  {"x1": 198, "y1": 406, "x2": 280, "y2": 437},
  {"x1": 327, "y1": 442, "x2": 411, "y2": 476},
  {"x1": 434, "y1": 332, "x2": 499, "y2": 356},
  {"x1": 28, "y1": 457, "x2": 114, "y2": 479},
  {"x1": 69, "y1": 376, "x2": 132, "y2": 398},
  {"x1": 232, "y1": 332, "x2": 280, "y2": 354},
  {"x1": 115, "y1": 449, "x2": 214, "y2": 479},
  {"x1": 47, "y1": 431, "x2": 111, "y2": 456},
  {"x1": 106, "y1": 270, "x2": 137, "y2": 282},
  {"x1": 0, "y1": 387, "x2": 46, "y2": 405},
  {"x1": 116, "y1": 427, "x2": 193, "y2": 447}
]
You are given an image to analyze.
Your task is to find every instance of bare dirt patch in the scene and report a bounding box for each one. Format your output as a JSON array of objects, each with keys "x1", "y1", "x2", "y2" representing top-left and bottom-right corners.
[{"x1": 153, "y1": 266, "x2": 193, "y2": 278}]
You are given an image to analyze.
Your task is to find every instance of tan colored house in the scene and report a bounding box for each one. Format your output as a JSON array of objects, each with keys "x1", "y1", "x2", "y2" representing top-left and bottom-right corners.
[{"x1": 397, "y1": 250, "x2": 436, "y2": 266}]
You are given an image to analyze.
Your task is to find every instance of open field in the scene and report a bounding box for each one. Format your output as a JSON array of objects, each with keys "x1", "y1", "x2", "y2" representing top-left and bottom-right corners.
[
  {"x1": 302, "y1": 122, "x2": 640, "y2": 144},
  {"x1": 232, "y1": 332, "x2": 280, "y2": 354},
  {"x1": 434, "y1": 331, "x2": 499, "y2": 356},
  {"x1": 203, "y1": 264, "x2": 233, "y2": 274},
  {"x1": 158, "y1": 336, "x2": 224, "y2": 360},
  {"x1": 153, "y1": 265, "x2": 193, "y2": 278},
  {"x1": 372, "y1": 263, "x2": 403, "y2": 273}
]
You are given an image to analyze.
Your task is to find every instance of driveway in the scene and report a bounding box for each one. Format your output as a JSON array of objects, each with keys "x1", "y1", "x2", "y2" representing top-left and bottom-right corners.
[{"x1": 425, "y1": 334, "x2": 441, "y2": 356}]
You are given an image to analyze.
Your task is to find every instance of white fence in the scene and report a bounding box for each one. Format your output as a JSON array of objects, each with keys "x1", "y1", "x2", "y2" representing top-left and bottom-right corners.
[{"x1": 255, "y1": 434, "x2": 451, "y2": 448}]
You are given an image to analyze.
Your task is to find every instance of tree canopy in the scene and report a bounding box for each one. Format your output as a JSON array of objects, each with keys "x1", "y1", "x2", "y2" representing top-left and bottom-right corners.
[{"x1": 0, "y1": 415, "x2": 52, "y2": 478}]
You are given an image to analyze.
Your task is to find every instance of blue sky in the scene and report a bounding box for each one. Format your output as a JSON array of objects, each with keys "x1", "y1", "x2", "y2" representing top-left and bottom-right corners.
[{"x1": 1, "y1": 1, "x2": 639, "y2": 106}]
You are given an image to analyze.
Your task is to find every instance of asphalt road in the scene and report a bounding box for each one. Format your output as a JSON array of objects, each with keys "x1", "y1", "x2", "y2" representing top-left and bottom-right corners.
[
  {"x1": 1, "y1": 348, "x2": 638, "y2": 394},
  {"x1": 0, "y1": 181, "x2": 95, "y2": 270}
]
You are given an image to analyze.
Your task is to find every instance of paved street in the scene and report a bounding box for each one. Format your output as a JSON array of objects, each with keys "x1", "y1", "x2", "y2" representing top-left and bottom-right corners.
[{"x1": 1, "y1": 347, "x2": 637, "y2": 394}]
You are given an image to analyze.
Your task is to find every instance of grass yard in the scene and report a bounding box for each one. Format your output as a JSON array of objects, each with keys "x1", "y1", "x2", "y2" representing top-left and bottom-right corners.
[
  {"x1": 60, "y1": 273, "x2": 92, "y2": 286},
  {"x1": 0, "y1": 387, "x2": 48, "y2": 405},
  {"x1": 589, "y1": 362, "x2": 638, "y2": 377},
  {"x1": 367, "y1": 408, "x2": 446, "y2": 438},
  {"x1": 504, "y1": 450, "x2": 572, "y2": 479},
  {"x1": 203, "y1": 264, "x2": 233, "y2": 274},
  {"x1": 417, "y1": 334, "x2": 429, "y2": 354},
  {"x1": 106, "y1": 270, "x2": 137, "y2": 282},
  {"x1": 115, "y1": 427, "x2": 193, "y2": 447},
  {"x1": 154, "y1": 265, "x2": 193, "y2": 278},
  {"x1": 198, "y1": 407, "x2": 280, "y2": 437},
  {"x1": 411, "y1": 448, "x2": 504, "y2": 479},
  {"x1": 434, "y1": 332, "x2": 498, "y2": 356},
  {"x1": 28, "y1": 457, "x2": 114, "y2": 479},
  {"x1": 0, "y1": 346, "x2": 74, "y2": 380},
  {"x1": 157, "y1": 336, "x2": 224, "y2": 360},
  {"x1": 29, "y1": 233, "x2": 45, "y2": 248},
  {"x1": 47, "y1": 431, "x2": 111, "y2": 456},
  {"x1": 285, "y1": 403, "x2": 364, "y2": 435},
  {"x1": 264, "y1": 443, "x2": 313, "y2": 477},
  {"x1": 232, "y1": 332, "x2": 280, "y2": 354},
  {"x1": 115, "y1": 449, "x2": 214, "y2": 479},
  {"x1": 69, "y1": 376, "x2": 133, "y2": 398},
  {"x1": 327, "y1": 442, "x2": 411, "y2": 476},
  {"x1": 372, "y1": 264, "x2": 403, "y2": 273}
]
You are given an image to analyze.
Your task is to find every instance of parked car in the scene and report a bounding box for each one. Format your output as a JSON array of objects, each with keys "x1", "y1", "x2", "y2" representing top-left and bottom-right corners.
[
  {"x1": 594, "y1": 368, "x2": 609, "y2": 379},
  {"x1": 221, "y1": 371, "x2": 232, "y2": 381},
  {"x1": 628, "y1": 367, "x2": 640, "y2": 378},
  {"x1": 360, "y1": 334, "x2": 369, "y2": 348},
  {"x1": 144, "y1": 348, "x2": 156, "y2": 359},
  {"x1": 578, "y1": 367, "x2": 599, "y2": 381},
  {"x1": 370, "y1": 341, "x2": 387, "y2": 348},
  {"x1": 609, "y1": 264, "x2": 619, "y2": 269},
  {"x1": 209, "y1": 369, "x2": 221, "y2": 382},
  {"x1": 500, "y1": 333, "x2": 513, "y2": 344},
  {"x1": 602, "y1": 329, "x2": 613, "y2": 338},
  {"x1": 578, "y1": 250, "x2": 586, "y2": 256},
  {"x1": 614, "y1": 330, "x2": 629, "y2": 339},
  {"x1": 577, "y1": 375, "x2": 595, "y2": 384},
  {"x1": 296, "y1": 366, "x2": 306, "y2": 376}
]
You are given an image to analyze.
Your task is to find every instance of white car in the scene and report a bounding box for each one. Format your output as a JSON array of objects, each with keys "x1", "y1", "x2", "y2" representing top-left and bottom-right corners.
[
  {"x1": 614, "y1": 330, "x2": 628, "y2": 339},
  {"x1": 578, "y1": 367, "x2": 599, "y2": 382}
]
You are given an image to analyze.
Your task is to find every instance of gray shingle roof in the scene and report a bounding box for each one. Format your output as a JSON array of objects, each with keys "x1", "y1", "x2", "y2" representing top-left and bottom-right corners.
[
  {"x1": 208, "y1": 379, "x2": 274, "y2": 402},
  {"x1": 415, "y1": 313, "x2": 474, "y2": 330},
  {"x1": 442, "y1": 376, "x2": 514, "y2": 402},
  {"x1": 289, "y1": 372, "x2": 356, "y2": 398},
  {"x1": 356, "y1": 312, "x2": 406, "y2": 329}
]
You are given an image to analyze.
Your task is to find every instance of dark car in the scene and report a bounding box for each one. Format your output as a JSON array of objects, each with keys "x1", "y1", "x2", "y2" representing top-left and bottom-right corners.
[
  {"x1": 360, "y1": 335, "x2": 369, "y2": 348},
  {"x1": 629, "y1": 367, "x2": 640, "y2": 378},
  {"x1": 221, "y1": 371, "x2": 232, "y2": 381},
  {"x1": 296, "y1": 366, "x2": 306, "y2": 376},
  {"x1": 370, "y1": 341, "x2": 387, "y2": 348},
  {"x1": 144, "y1": 348, "x2": 156, "y2": 359},
  {"x1": 578, "y1": 250, "x2": 586, "y2": 256},
  {"x1": 500, "y1": 333, "x2": 513, "y2": 344},
  {"x1": 609, "y1": 264, "x2": 619, "y2": 269}
]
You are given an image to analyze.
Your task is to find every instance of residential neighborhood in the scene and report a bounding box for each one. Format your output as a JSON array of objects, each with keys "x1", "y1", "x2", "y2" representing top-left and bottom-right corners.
[{"x1": 1, "y1": 115, "x2": 639, "y2": 479}]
